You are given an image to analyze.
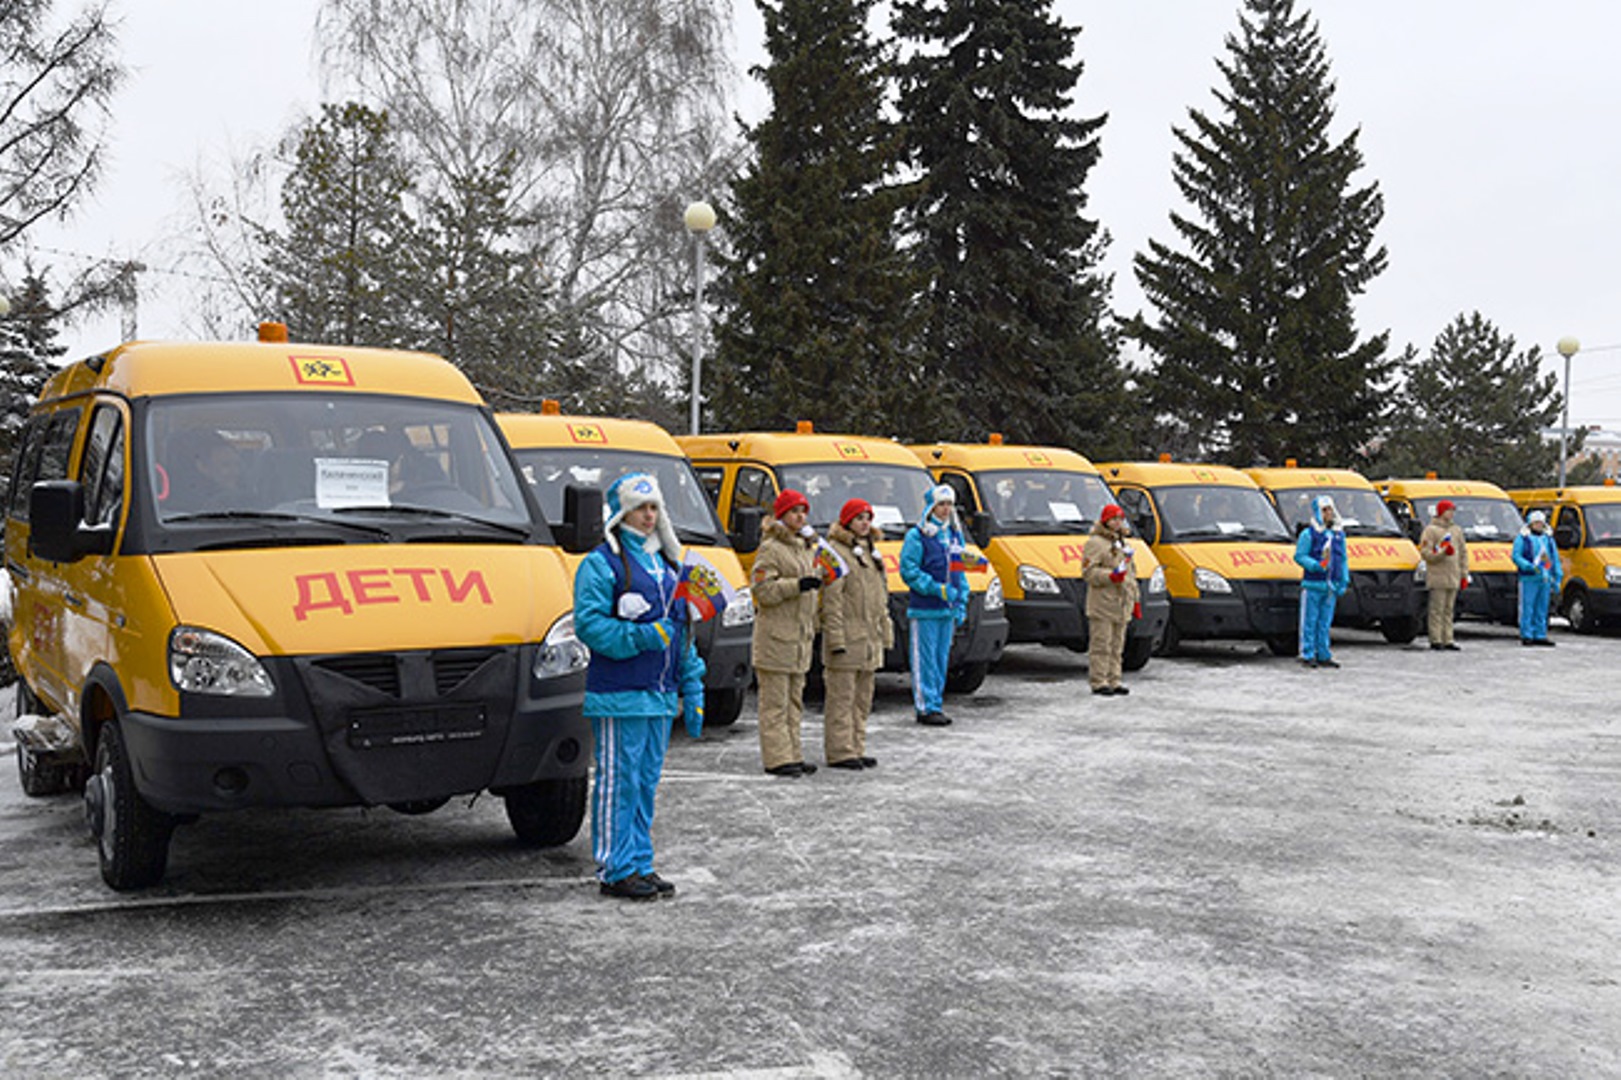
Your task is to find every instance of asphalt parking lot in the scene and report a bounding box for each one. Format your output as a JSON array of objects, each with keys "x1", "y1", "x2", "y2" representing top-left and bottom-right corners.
[{"x1": 2, "y1": 621, "x2": 1620, "y2": 1077}]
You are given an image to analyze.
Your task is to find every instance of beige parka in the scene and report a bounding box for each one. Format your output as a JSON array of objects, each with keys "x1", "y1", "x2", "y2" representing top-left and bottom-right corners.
[
  {"x1": 1419, "y1": 516, "x2": 1470, "y2": 590},
  {"x1": 1080, "y1": 519, "x2": 1140, "y2": 621},
  {"x1": 750, "y1": 517, "x2": 821, "y2": 673},
  {"x1": 819, "y1": 521, "x2": 894, "y2": 670}
]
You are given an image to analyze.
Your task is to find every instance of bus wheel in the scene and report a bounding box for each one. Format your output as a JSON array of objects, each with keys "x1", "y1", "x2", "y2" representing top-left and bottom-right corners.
[
  {"x1": 1264, "y1": 634, "x2": 1299, "y2": 657},
  {"x1": 504, "y1": 775, "x2": 587, "y2": 847},
  {"x1": 1565, "y1": 586, "x2": 1596, "y2": 634},
  {"x1": 1379, "y1": 616, "x2": 1419, "y2": 644},
  {"x1": 85, "y1": 720, "x2": 174, "y2": 891},
  {"x1": 1122, "y1": 637, "x2": 1155, "y2": 672},
  {"x1": 945, "y1": 662, "x2": 989, "y2": 695},
  {"x1": 704, "y1": 687, "x2": 745, "y2": 728}
]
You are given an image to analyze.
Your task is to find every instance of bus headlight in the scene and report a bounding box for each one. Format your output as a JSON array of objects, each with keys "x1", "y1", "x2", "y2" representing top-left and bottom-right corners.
[
  {"x1": 169, "y1": 627, "x2": 274, "y2": 697},
  {"x1": 1605, "y1": 566, "x2": 1621, "y2": 587},
  {"x1": 1017, "y1": 565, "x2": 1060, "y2": 595},
  {"x1": 534, "y1": 613, "x2": 590, "y2": 680},
  {"x1": 984, "y1": 575, "x2": 1004, "y2": 611},
  {"x1": 722, "y1": 586, "x2": 756, "y2": 627},
  {"x1": 1193, "y1": 567, "x2": 1233, "y2": 595},
  {"x1": 1148, "y1": 567, "x2": 1167, "y2": 594}
]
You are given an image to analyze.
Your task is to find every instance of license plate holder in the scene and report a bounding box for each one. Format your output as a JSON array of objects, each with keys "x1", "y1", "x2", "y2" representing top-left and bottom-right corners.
[{"x1": 347, "y1": 704, "x2": 487, "y2": 749}]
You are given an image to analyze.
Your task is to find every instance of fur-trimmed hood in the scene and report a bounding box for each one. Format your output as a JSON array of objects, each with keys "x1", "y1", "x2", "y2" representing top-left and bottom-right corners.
[
  {"x1": 763, "y1": 516, "x2": 816, "y2": 547},
  {"x1": 829, "y1": 520, "x2": 883, "y2": 568}
]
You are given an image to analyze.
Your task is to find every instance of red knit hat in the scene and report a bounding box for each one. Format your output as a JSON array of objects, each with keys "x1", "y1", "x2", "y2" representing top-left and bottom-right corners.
[
  {"x1": 774, "y1": 488, "x2": 810, "y2": 519},
  {"x1": 839, "y1": 497, "x2": 874, "y2": 528},
  {"x1": 1100, "y1": 503, "x2": 1126, "y2": 523},
  {"x1": 1436, "y1": 499, "x2": 1456, "y2": 515}
]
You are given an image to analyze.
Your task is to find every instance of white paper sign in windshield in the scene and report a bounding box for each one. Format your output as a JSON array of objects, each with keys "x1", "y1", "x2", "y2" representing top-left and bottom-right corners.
[
  {"x1": 1050, "y1": 500, "x2": 1084, "y2": 522},
  {"x1": 873, "y1": 504, "x2": 905, "y2": 528},
  {"x1": 316, "y1": 458, "x2": 390, "y2": 509}
]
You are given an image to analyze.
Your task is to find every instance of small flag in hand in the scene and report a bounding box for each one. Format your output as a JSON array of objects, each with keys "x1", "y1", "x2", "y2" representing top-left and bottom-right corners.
[
  {"x1": 676, "y1": 550, "x2": 735, "y2": 622},
  {"x1": 813, "y1": 539, "x2": 849, "y2": 584},
  {"x1": 950, "y1": 546, "x2": 990, "y2": 574}
]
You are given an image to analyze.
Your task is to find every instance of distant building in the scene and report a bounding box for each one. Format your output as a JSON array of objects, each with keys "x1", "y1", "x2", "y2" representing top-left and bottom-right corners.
[{"x1": 1564, "y1": 426, "x2": 1621, "y2": 480}]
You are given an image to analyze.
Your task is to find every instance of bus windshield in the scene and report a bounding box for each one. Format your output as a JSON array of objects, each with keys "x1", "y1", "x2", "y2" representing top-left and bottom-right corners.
[
  {"x1": 514, "y1": 447, "x2": 725, "y2": 545},
  {"x1": 146, "y1": 393, "x2": 533, "y2": 543},
  {"x1": 976, "y1": 468, "x2": 1117, "y2": 534},
  {"x1": 777, "y1": 462, "x2": 935, "y2": 539},
  {"x1": 1153, "y1": 485, "x2": 1292, "y2": 543},
  {"x1": 1414, "y1": 496, "x2": 1523, "y2": 542},
  {"x1": 1271, "y1": 487, "x2": 1405, "y2": 538}
]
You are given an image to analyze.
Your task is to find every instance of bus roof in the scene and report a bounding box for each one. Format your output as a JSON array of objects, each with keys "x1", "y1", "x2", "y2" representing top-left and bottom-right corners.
[
  {"x1": 677, "y1": 430, "x2": 923, "y2": 469},
  {"x1": 1095, "y1": 460, "x2": 1263, "y2": 490},
  {"x1": 39, "y1": 340, "x2": 481, "y2": 405},
  {"x1": 908, "y1": 442, "x2": 1099, "y2": 474}
]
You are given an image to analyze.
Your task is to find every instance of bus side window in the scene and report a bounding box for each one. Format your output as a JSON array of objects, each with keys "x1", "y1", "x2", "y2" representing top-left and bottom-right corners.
[
  {"x1": 731, "y1": 466, "x2": 774, "y2": 535},
  {"x1": 693, "y1": 466, "x2": 724, "y2": 509}
]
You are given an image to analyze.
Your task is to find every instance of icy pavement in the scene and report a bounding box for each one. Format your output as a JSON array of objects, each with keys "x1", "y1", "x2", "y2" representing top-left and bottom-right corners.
[{"x1": 1, "y1": 623, "x2": 1619, "y2": 1076}]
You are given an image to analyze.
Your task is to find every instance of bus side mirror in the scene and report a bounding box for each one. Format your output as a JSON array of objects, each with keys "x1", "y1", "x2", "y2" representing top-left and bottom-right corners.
[
  {"x1": 1554, "y1": 523, "x2": 1579, "y2": 550},
  {"x1": 28, "y1": 481, "x2": 111, "y2": 562},
  {"x1": 559, "y1": 484, "x2": 604, "y2": 554},
  {"x1": 969, "y1": 511, "x2": 992, "y2": 549},
  {"x1": 732, "y1": 508, "x2": 763, "y2": 554}
]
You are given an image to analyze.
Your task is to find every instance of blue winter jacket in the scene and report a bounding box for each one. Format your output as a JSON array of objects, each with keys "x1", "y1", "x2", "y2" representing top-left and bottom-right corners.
[
  {"x1": 1512, "y1": 529, "x2": 1562, "y2": 583},
  {"x1": 900, "y1": 489, "x2": 969, "y2": 621},
  {"x1": 1293, "y1": 501, "x2": 1350, "y2": 596},
  {"x1": 574, "y1": 528, "x2": 705, "y2": 719}
]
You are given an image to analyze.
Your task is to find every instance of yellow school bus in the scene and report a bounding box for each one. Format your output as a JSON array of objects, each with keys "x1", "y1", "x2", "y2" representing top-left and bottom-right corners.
[
  {"x1": 1095, "y1": 460, "x2": 1302, "y2": 655},
  {"x1": 909, "y1": 438, "x2": 1170, "y2": 671},
  {"x1": 1508, "y1": 485, "x2": 1621, "y2": 633},
  {"x1": 1247, "y1": 465, "x2": 1423, "y2": 643},
  {"x1": 679, "y1": 426, "x2": 1007, "y2": 693},
  {"x1": 498, "y1": 408, "x2": 754, "y2": 725},
  {"x1": 1377, "y1": 478, "x2": 1520, "y2": 625},
  {"x1": 6, "y1": 332, "x2": 596, "y2": 889}
]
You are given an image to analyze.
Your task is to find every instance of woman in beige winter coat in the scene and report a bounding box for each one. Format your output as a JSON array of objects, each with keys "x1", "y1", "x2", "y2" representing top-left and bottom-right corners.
[
  {"x1": 750, "y1": 489, "x2": 824, "y2": 776},
  {"x1": 1081, "y1": 504, "x2": 1141, "y2": 695},
  {"x1": 820, "y1": 498, "x2": 894, "y2": 770},
  {"x1": 1419, "y1": 498, "x2": 1470, "y2": 650}
]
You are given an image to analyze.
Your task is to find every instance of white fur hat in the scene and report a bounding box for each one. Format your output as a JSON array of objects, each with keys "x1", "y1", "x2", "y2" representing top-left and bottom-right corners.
[{"x1": 604, "y1": 472, "x2": 683, "y2": 563}]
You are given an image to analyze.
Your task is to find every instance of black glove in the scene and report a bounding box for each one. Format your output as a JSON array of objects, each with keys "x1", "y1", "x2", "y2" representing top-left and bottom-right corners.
[{"x1": 798, "y1": 575, "x2": 823, "y2": 591}]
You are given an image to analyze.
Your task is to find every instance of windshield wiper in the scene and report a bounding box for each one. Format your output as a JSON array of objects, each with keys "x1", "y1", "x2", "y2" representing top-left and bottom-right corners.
[
  {"x1": 163, "y1": 510, "x2": 392, "y2": 541},
  {"x1": 332, "y1": 504, "x2": 532, "y2": 539}
]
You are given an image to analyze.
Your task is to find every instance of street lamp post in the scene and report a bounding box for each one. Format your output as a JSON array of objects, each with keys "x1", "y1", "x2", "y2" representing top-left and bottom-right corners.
[
  {"x1": 1557, "y1": 336, "x2": 1581, "y2": 489},
  {"x1": 684, "y1": 200, "x2": 717, "y2": 436}
]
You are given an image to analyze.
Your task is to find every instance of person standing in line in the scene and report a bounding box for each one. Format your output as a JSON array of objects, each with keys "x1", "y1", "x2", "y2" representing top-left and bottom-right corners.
[
  {"x1": 1293, "y1": 494, "x2": 1351, "y2": 669},
  {"x1": 572, "y1": 472, "x2": 706, "y2": 901},
  {"x1": 1081, "y1": 503, "x2": 1141, "y2": 695},
  {"x1": 1512, "y1": 509, "x2": 1561, "y2": 647},
  {"x1": 900, "y1": 484, "x2": 968, "y2": 726},
  {"x1": 750, "y1": 489, "x2": 823, "y2": 776},
  {"x1": 821, "y1": 498, "x2": 893, "y2": 768},
  {"x1": 1420, "y1": 498, "x2": 1470, "y2": 651}
]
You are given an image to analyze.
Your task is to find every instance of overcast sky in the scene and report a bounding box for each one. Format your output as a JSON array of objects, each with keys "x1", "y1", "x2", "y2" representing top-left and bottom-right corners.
[{"x1": 18, "y1": 0, "x2": 1621, "y2": 428}]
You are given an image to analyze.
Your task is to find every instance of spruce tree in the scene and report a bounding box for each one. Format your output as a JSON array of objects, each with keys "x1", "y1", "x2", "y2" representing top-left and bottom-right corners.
[
  {"x1": 254, "y1": 102, "x2": 419, "y2": 347},
  {"x1": 0, "y1": 273, "x2": 65, "y2": 473},
  {"x1": 709, "y1": 0, "x2": 928, "y2": 435},
  {"x1": 1129, "y1": 0, "x2": 1390, "y2": 465},
  {"x1": 1377, "y1": 313, "x2": 1577, "y2": 489},
  {"x1": 894, "y1": 0, "x2": 1123, "y2": 451}
]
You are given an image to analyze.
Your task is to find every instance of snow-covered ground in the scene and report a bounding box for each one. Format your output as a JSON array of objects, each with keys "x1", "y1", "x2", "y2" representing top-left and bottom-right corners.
[{"x1": 1, "y1": 625, "x2": 1618, "y2": 1075}]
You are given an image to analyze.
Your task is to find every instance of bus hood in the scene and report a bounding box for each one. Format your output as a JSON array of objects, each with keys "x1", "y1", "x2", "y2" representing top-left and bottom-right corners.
[
  {"x1": 153, "y1": 546, "x2": 570, "y2": 656},
  {"x1": 984, "y1": 533, "x2": 1161, "y2": 581}
]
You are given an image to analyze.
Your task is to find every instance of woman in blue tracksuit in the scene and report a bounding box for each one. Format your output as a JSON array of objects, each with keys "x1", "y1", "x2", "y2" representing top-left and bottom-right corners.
[
  {"x1": 1293, "y1": 494, "x2": 1350, "y2": 669},
  {"x1": 573, "y1": 472, "x2": 706, "y2": 901},
  {"x1": 1512, "y1": 510, "x2": 1562, "y2": 646},
  {"x1": 900, "y1": 484, "x2": 969, "y2": 725}
]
